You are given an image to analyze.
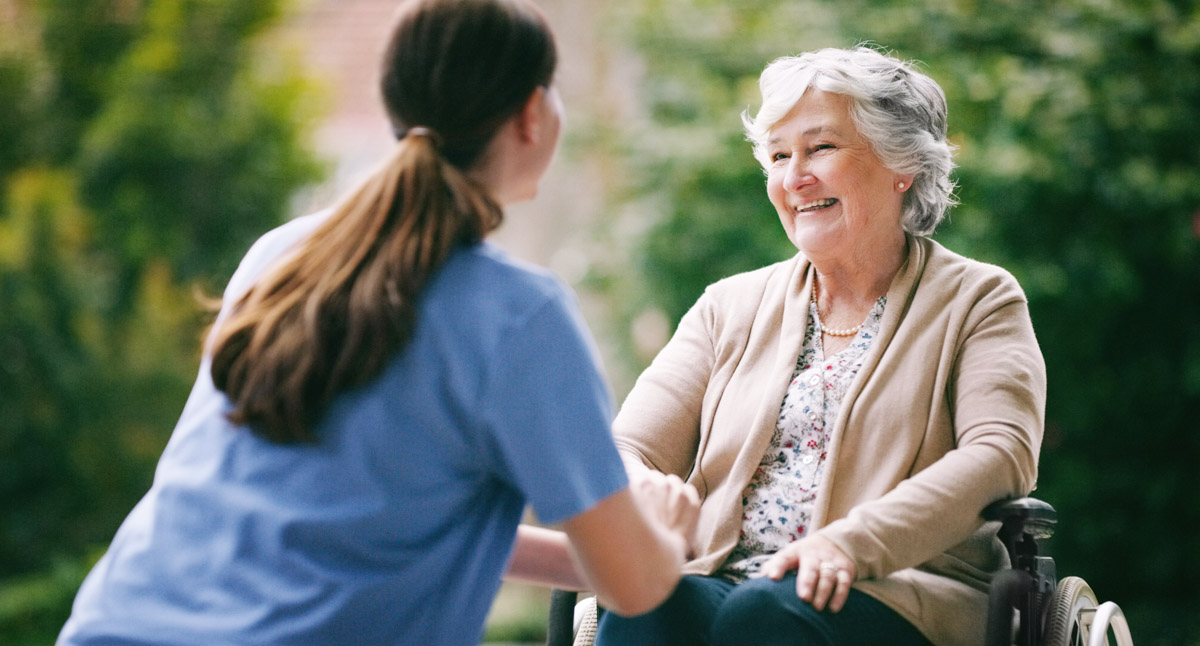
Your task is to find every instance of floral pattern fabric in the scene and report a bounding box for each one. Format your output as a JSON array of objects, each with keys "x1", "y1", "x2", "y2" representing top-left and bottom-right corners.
[{"x1": 719, "y1": 296, "x2": 886, "y2": 581}]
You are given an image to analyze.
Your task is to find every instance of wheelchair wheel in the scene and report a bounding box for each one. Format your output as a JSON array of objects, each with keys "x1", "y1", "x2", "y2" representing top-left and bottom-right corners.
[
  {"x1": 1042, "y1": 576, "x2": 1100, "y2": 646},
  {"x1": 1043, "y1": 576, "x2": 1136, "y2": 646}
]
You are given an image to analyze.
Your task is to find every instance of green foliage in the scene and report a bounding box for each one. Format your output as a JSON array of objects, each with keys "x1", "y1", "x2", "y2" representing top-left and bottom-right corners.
[
  {"x1": 0, "y1": 551, "x2": 96, "y2": 646},
  {"x1": 0, "y1": 0, "x2": 323, "y2": 605},
  {"x1": 596, "y1": 1, "x2": 1199, "y2": 643}
]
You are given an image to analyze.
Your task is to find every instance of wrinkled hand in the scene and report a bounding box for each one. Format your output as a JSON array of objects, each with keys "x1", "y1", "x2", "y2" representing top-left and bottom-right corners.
[
  {"x1": 762, "y1": 534, "x2": 857, "y2": 613},
  {"x1": 627, "y1": 469, "x2": 701, "y2": 557}
]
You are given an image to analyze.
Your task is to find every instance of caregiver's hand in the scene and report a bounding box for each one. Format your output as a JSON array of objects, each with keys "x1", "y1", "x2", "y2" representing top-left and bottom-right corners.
[{"x1": 628, "y1": 468, "x2": 700, "y2": 557}]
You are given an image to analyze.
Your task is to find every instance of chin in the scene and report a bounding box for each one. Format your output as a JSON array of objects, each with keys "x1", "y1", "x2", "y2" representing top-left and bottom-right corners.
[
  {"x1": 518, "y1": 184, "x2": 539, "y2": 203},
  {"x1": 497, "y1": 186, "x2": 537, "y2": 207},
  {"x1": 789, "y1": 227, "x2": 836, "y2": 254}
]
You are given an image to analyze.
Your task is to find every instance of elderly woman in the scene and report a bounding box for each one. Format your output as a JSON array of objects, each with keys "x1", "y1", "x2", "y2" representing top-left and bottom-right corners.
[{"x1": 595, "y1": 47, "x2": 1046, "y2": 646}]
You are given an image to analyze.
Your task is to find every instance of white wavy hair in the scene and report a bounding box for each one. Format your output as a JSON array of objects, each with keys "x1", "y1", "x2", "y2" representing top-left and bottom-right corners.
[{"x1": 743, "y1": 46, "x2": 958, "y2": 236}]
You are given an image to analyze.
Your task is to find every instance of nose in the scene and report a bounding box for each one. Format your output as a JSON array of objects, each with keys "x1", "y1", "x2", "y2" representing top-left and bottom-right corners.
[{"x1": 783, "y1": 156, "x2": 815, "y2": 193}]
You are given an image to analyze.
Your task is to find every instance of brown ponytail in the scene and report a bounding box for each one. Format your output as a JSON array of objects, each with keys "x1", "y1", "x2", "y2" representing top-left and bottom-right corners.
[{"x1": 208, "y1": 0, "x2": 556, "y2": 443}]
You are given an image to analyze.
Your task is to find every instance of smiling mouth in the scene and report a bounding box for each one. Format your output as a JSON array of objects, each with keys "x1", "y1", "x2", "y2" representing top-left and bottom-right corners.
[{"x1": 796, "y1": 198, "x2": 838, "y2": 213}]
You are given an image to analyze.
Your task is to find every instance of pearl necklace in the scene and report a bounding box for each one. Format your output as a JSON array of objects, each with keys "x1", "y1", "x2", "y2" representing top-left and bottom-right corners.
[{"x1": 811, "y1": 278, "x2": 862, "y2": 337}]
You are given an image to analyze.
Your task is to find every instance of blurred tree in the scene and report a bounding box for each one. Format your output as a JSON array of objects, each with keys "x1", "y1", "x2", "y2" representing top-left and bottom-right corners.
[
  {"x1": 594, "y1": 0, "x2": 1199, "y2": 643},
  {"x1": 0, "y1": 0, "x2": 322, "y2": 595}
]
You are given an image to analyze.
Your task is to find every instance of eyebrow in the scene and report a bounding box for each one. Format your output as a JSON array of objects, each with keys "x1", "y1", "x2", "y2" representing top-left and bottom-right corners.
[{"x1": 767, "y1": 125, "x2": 842, "y2": 146}]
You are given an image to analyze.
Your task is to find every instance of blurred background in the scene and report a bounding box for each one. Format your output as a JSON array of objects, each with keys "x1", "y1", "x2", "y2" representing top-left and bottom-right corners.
[{"x1": 1, "y1": 0, "x2": 1197, "y2": 643}]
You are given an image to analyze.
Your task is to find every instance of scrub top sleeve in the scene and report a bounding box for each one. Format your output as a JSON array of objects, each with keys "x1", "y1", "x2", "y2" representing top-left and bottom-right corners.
[{"x1": 480, "y1": 289, "x2": 628, "y2": 525}]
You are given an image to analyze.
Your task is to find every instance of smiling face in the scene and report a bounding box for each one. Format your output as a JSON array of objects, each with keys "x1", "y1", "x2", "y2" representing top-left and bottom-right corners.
[{"x1": 765, "y1": 90, "x2": 909, "y2": 262}]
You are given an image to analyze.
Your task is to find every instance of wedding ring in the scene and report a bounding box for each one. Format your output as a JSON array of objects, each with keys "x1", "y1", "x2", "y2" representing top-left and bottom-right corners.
[{"x1": 819, "y1": 561, "x2": 839, "y2": 574}]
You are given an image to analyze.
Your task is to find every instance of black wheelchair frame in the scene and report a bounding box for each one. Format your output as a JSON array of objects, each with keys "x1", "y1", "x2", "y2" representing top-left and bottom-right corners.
[{"x1": 984, "y1": 497, "x2": 1134, "y2": 646}]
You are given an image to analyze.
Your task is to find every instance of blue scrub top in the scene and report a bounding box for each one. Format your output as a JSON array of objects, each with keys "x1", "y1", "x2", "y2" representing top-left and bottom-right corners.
[{"x1": 58, "y1": 213, "x2": 629, "y2": 645}]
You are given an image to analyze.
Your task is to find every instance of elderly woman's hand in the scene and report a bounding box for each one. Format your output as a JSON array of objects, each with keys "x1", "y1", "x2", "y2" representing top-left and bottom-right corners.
[{"x1": 762, "y1": 534, "x2": 857, "y2": 612}]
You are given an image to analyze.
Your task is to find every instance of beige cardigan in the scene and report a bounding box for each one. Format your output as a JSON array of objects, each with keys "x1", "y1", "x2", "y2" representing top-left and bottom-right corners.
[{"x1": 613, "y1": 235, "x2": 1046, "y2": 646}]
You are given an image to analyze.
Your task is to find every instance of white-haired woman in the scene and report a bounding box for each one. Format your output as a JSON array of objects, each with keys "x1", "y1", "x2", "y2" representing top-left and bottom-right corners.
[{"x1": 596, "y1": 46, "x2": 1046, "y2": 646}]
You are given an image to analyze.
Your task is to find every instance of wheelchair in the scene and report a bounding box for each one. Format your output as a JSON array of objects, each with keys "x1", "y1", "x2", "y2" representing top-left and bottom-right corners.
[
  {"x1": 984, "y1": 497, "x2": 1134, "y2": 646},
  {"x1": 546, "y1": 497, "x2": 1134, "y2": 646}
]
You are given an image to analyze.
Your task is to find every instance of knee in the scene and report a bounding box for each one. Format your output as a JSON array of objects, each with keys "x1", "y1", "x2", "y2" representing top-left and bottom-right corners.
[
  {"x1": 711, "y1": 577, "x2": 832, "y2": 645},
  {"x1": 594, "y1": 588, "x2": 686, "y2": 645},
  {"x1": 597, "y1": 575, "x2": 731, "y2": 646}
]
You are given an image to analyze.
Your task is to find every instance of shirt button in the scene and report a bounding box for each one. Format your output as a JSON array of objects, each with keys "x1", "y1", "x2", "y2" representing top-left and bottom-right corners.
[
  {"x1": 808, "y1": 374, "x2": 821, "y2": 386},
  {"x1": 802, "y1": 455, "x2": 815, "y2": 464}
]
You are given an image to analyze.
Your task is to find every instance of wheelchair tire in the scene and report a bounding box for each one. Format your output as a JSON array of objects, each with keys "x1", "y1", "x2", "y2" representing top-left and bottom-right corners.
[
  {"x1": 986, "y1": 569, "x2": 1033, "y2": 646},
  {"x1": 1042, "y1": 576, "x2": 1098, "y2": 646}
]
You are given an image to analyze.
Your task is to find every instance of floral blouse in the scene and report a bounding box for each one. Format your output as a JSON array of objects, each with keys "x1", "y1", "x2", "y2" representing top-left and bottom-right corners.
[{"x1": 719, "y1": 295, "x2": 887, "y2": 581}]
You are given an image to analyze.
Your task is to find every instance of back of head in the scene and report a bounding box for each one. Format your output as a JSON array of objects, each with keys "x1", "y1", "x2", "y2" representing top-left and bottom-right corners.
[
  {"x1": 209, "y1": 0, "x2": 558, "y2": 443},
  {"x1": 743, "y1": 46, "x2": 957, "y2": 235},
  {"x1": 381, "y1": 0, "x2": 557, "y2": 169}
]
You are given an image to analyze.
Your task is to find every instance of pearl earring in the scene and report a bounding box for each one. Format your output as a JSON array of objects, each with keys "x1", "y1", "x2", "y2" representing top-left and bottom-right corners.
[{"x1": 897, "y1": 182, "x2": 906, "y2": 189}]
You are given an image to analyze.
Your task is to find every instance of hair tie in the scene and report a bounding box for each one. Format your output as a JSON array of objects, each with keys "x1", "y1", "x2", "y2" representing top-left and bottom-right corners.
[{"x1": 400, "y1": 126, "x2": 442, "y2": 149}]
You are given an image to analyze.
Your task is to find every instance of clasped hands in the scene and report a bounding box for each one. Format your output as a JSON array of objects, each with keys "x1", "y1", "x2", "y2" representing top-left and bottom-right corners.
[{"x1": 626, "y1": 468, "x2": 701, "y2": 558}]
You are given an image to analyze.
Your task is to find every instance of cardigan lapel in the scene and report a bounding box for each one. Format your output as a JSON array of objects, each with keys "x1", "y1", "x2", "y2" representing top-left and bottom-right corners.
[
  {"x1": 726, "y1": 254, "x2": 816, "y2": 498},
  {"x1": 811, "y1": 234, "x2": 930, "y2": 529}
]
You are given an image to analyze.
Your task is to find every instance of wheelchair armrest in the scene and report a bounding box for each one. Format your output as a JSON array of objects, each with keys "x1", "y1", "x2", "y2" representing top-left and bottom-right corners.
[{"x1": 984, "y1": 497, "x2": 1057, "y2": 540}]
